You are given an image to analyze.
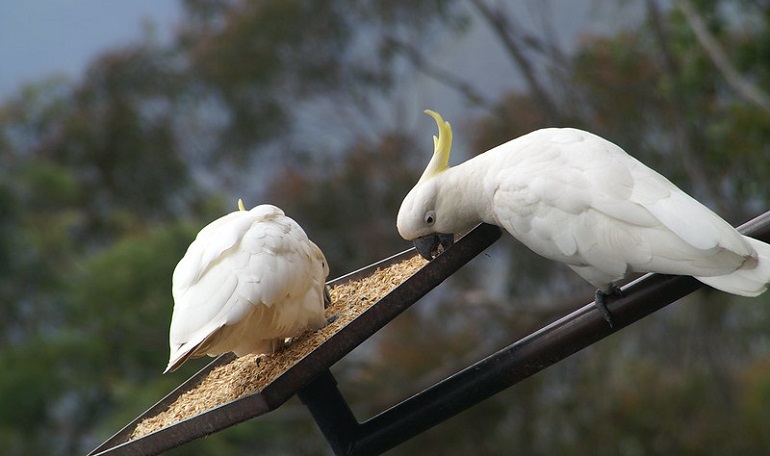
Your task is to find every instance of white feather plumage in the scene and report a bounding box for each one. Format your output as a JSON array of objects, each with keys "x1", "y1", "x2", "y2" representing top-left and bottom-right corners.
[
  {"x1": 397, "y1": 121, "x2": 770, "y2": 298},
  {"x1": 165, "y1": 204, "x2": 328, "y2": 373}
]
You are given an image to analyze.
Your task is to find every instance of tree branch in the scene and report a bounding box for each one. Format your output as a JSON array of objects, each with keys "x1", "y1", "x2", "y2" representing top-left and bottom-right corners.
[
  {"x1": 385, "y1": 37, "x2": 496, "y2": 111},
  {"x1": 675, "y1": 0, "x2": 770, "y2": 115},
  {"x1": 645, "y1": 0, "x2": 727, "y2": 213},
  {"x1": 469, "y1": 0, "x2": 563, "y2": 122}
]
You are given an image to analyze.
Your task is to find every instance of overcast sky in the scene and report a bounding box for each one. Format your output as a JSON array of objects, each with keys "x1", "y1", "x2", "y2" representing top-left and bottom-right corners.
[
  {"x1": 0, "y1": 0, "x2": 181, "y2": 100},
  {"x1": 0, "y1": 0, "x2": 641, "y2": 129}
]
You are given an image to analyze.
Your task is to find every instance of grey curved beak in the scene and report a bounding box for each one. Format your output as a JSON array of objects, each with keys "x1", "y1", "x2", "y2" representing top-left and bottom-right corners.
[{"x1": 413, "y1": 233, "x2": 455, "y2": 260}]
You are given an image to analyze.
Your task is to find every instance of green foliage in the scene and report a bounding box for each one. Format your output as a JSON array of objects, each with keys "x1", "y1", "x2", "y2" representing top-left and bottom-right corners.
[
  {"x1": 1, "y1": 0, "x2": 770, "y2": 454},
  {"x1": 68, "y1": 223, "x2": 196, "y2": 376}
]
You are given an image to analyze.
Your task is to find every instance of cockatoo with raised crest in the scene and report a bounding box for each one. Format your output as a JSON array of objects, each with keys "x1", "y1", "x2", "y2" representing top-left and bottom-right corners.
[
  {"x1": 397, "y1": 110, "x2": 770, "y2": 325},
  {"x1": 165, "y1": 200, "x2": 329, "y2": 373}
]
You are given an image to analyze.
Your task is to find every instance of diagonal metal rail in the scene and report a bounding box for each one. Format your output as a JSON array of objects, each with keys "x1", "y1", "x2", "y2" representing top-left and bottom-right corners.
[{"x1": 298, "y1": 210, "x2": 770, "y2": 455}]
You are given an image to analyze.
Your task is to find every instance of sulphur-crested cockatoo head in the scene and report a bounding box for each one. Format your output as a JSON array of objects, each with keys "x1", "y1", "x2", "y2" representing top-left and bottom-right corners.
[{"x1": 397, "y1": 110, "x2": 456, "y2": 260}]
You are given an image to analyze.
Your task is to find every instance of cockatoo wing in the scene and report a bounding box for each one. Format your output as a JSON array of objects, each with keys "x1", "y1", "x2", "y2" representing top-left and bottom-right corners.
[
  {"x1": 166, "y1": 205, "x2": 327, "y2": 372},
  {"x1": 400, "y1": 111, "x2": 770, "y2": 296},
  {"x1": 488, "y1": 128, "x2": 754, "y2": 289}
]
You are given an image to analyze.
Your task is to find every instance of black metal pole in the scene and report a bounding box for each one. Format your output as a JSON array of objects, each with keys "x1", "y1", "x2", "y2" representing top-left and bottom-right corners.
[
  {"x1": 297, "y1": 370, "x2": 359, "y2": 455},
  {"x1": 347, "y1": 211, "x2": 770, "y2": 455},
  {"x1": 296, "y1": 223, "x2": 503, "y2": 456}
]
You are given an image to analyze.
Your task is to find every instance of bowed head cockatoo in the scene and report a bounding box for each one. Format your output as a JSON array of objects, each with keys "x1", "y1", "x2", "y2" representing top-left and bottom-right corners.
[
  {"x1": 397, "y1": 110, "x2": 770, "y2": 323},
  {"x1": 165, "y1": 201, "x2": 329, "y2": 373}
]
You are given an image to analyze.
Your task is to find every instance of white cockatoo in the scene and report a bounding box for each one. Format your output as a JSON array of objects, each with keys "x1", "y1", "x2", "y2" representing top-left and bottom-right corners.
[
  {"x1": 397, "y1": 110, "x2": 770, "y2": 323},
  {"x1": 165, "y1": 201, "x2": 329, "y2": 373}
]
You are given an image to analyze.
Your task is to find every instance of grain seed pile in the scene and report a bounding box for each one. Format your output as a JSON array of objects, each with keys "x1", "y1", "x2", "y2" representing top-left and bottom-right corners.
[{"x1": 129, "y1": 254, "x2": 427, "y2": 440}]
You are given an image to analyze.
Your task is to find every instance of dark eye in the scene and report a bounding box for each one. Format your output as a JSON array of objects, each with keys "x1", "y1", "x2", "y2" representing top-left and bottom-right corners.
[{"x1": 425, "y1": 211, "x2": 436, "y2": 225}]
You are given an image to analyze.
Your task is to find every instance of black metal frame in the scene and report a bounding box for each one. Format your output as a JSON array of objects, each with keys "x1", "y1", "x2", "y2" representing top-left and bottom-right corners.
[
  {"x1": 89, "y1": 223, "x2": 502, "y2": 456},
  {"x1": 298, "y1": 211, "x2": 770, "y2": 455},
  {"x1": 90, "y1": 211, "x2": 770, "y2": 456}
]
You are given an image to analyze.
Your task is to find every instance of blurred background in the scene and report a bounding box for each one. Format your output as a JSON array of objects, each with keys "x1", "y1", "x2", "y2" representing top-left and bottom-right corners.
[{"x1": 2, "y1": 0, "x2": 770, "y2": 454}]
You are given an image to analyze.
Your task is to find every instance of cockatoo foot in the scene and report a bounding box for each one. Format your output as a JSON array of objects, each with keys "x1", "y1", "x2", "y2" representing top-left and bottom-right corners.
[
  {"x1": 594, "y1": 285, "x2": 622, "y2": 328},
  {"x1": 326, "y1": 314, "x2": 339, "y2": 325},
  {"x1": 253, "y1": 346, "x2": 283, "y2": 368}
]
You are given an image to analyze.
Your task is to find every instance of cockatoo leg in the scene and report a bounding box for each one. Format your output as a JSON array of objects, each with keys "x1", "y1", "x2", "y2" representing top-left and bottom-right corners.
[
  {"x1": 594, "y1": 284, "x2": 622, "y2": 328},
  {"x1": 326, "y1": 314, "x2": 339, "y2": 325},
  {"x1": 323, "y1": 286, "x2": 332, "y2": 308},
  {"x1": 253, "y1": 341, "x2": 288, "y2": 367}
]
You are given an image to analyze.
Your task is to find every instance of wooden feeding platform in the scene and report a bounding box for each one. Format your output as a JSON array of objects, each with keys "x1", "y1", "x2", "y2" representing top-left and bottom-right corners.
[
  {"x1": 129, "y1": 254, "x2": 428, "y2": 440},
  {"x1": 90, "y1": 211, "x2": 770, "y2": 456},
  {"x1": 89, "y1": 223, "x2": 503, "y2": 456}
]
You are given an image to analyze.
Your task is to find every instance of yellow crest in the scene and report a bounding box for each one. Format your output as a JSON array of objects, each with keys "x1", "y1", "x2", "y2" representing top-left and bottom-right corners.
[
  {"x1": 237, "y1": 199, "x2": 246, "y2": 211},
  {"x1": 418, "y1": 110, "x2": 453, "y2": 184}
]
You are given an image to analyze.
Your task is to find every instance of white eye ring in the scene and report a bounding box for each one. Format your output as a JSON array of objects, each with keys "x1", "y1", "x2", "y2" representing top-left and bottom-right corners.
[{"x1": 425, "y1": 211, "x2": 436, "y2": 226}]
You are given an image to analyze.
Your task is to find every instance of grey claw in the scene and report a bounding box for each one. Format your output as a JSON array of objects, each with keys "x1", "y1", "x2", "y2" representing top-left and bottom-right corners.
[{"x1": 595, "y1": 285, "x2": 622, "y2": 328}]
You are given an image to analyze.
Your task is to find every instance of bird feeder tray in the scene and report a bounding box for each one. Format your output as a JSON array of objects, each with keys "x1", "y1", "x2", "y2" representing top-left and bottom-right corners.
[
  {"x1": 88, "y1": 223, "x2": 503, "y2": 456},
  {"x1": 89, "y1": 210, "x2": 770, "y2": 456}
]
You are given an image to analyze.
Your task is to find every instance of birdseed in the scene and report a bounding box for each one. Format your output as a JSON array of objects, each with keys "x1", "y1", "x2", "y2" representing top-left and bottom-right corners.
[{"x1": 129, "y1": 254, "x2": 427, "y2": 440}]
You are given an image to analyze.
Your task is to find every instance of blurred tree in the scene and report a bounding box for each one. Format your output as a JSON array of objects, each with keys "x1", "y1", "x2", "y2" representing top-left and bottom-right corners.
[
  {"x1": 264, "y1": 131, "x2": 424, "y2": 276},
  {"x1": 1, "y1": 0, "x2": 770, "y2": 454}
]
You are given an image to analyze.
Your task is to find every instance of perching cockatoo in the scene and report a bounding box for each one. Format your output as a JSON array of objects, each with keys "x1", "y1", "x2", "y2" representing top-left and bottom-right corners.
[
  {"x1": 165, "y1": 201, "x2": 329, "y2": 373},
  {"x1": 397, "y1": 110, "x2": 770, "y2": 323}
]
